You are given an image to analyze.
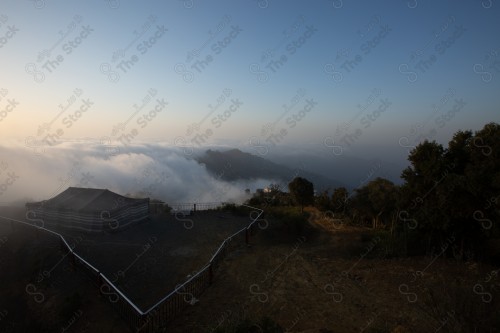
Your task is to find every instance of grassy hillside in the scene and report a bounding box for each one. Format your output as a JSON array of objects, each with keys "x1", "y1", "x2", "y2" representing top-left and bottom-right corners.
[{"x1": 168, "y1": 208, "x2": 500, "y2": 333}]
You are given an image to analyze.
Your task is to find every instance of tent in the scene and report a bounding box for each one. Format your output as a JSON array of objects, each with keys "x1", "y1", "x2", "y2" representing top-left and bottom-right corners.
[{"x1": 25, "y1": 187, "x2": 150, "y2": 232}]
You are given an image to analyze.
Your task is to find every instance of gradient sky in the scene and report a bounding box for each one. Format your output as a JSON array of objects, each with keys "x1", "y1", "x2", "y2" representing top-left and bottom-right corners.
[{"x1": 1, "y1": 0, "x2": 499, "y2": 165}]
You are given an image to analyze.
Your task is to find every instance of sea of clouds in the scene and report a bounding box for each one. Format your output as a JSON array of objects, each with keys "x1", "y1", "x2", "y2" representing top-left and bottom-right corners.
[{"x1": 0, "y1": 140, "x2": 276, "y2": 205}]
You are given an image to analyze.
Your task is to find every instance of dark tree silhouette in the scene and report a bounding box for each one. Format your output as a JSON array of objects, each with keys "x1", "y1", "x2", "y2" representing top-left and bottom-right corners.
[
  {"x1": 400, "y1": 122, "x2": 500, "y2": 258},
  {"x1": 351, "y1": 178, "x2": 398, "y2": 229},
  {"x1": 288, "y1": 177, "x2": 314, "y2": 213},
  {"x1": 331, "y1": 187, "x2": 349, "y2": 214}
]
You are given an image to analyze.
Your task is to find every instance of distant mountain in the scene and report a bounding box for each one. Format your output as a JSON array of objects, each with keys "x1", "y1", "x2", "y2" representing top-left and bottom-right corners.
[
  {"x1": 264, "y1": 152, "x2": 405, "y2": 191},
  {"x1": 196, "y1": 149, "x2": 345, "y2": 191}
]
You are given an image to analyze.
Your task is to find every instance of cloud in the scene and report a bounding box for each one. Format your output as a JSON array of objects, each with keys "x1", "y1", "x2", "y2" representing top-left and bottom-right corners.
[{"x1": 0, "y1": 141, "x2": 275, "y2": 205}]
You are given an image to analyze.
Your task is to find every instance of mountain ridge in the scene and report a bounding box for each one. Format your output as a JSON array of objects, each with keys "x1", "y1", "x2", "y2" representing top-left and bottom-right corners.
[{"x1": 195, "y1": 148, "x2": 346, "y2": 191}]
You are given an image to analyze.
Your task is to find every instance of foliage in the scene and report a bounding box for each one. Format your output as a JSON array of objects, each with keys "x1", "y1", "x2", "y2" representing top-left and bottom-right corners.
[
  {"x1": 288, "y1": 177, "x2": 314, "y2": 212},
  {"x1": 242, "y1": 122, "x2": 500, "y2": 262},
  {"x1": 349, "y1": 178, "x2": 399, "y2": 229},
  {"x1": 398, "y1": 122, "x2": 500, "y2": 259},
  {"x1": 331, "y1": 187, "x2": 349, "y2": 214},
  {"x1": 315, "y1": 190, "x2": 331, "y2": 211},
  {"x1": 264, "y1": 206, "x2": 310, "y2": 235},
  {"x1": 248, "y1": 184, "x2": 292, "y2": 208}
]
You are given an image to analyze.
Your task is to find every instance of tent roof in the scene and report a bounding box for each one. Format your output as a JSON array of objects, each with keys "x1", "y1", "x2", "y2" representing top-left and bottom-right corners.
[{"x1": 27, "y1": 187, "x2": 148, "y2": 213}]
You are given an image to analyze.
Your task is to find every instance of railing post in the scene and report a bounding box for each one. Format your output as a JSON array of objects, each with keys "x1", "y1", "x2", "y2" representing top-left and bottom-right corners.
[{"x1": 209, "y1": 263, "x2": 213, "y2": 285}]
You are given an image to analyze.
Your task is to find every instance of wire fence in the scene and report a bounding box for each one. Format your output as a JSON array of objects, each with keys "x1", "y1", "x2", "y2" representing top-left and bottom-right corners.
[
  {"x1": 0, "y1": 204, "x2": 264, "y2": 332},
  {"x1": 150, "y1": 202, "x2": 227, "y2": 215},
  {"x1": 170, "y1": 202, "x2": 227, "y2": 212},
  {"x1": 136, "y1": 204, "x2": 263, "y2": 332}
]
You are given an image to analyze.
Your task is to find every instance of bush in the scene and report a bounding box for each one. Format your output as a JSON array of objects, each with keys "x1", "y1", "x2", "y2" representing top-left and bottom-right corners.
[
  {"x1": 265, "y1": 207, "x2": 310, "y2": 235},
  {"x1": 369, "y1": 229, "x2": 431, "y2": 258}
]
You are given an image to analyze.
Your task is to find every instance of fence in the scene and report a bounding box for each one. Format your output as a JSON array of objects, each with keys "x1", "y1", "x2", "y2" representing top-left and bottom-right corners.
[
  {"x1": 136, "y1": 204, "x2": 263, "y2": 332},
  {"x1": 0, "y1": 204, "x2": 264, "y2": 332},
  {"x1": 150, "y1": 202, "x2": 226, "y2": 215},
  {"x1": 169, "y1": 202, "x2": 226, "y2": 212}
]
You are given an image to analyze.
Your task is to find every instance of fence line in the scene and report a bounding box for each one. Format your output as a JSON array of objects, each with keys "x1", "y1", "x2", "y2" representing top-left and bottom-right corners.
[
  {"x1": 0, "y1": 214, "x2": 145, "y2": 330},
  {"x1": 137, "y1": 204, "x2": 263, "y2": 332},
  {"x1": 0, "y1": 203, "x2": 264, "y2": 332},
  {"x1": 162, "y1": 202, "x2": 226, "y2": 212}
]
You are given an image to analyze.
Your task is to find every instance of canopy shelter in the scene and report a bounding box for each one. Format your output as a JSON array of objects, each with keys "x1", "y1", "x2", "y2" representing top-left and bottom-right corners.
[{"x1": 25, "y1": 187, "x2": 150, "y2": 232}]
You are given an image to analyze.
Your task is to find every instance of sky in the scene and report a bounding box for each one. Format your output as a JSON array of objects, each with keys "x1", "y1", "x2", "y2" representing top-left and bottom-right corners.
[{"x1": 0, "y1": 0, "x2": 499, "y2": 202}]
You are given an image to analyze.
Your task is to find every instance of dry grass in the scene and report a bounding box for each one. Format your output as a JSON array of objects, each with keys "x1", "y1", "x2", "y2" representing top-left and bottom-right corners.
[
  {"x1": 1, "y1": 206, "x2": 499, "y2": 332},
  {"x1": 167, "y1": 208, "x2": 500, "y2": 333}
]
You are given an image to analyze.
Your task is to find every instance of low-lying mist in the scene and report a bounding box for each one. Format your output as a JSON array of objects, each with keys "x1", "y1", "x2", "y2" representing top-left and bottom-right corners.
[{"x1": 0, "y1": 141, "x2": 277, "y2": 205}]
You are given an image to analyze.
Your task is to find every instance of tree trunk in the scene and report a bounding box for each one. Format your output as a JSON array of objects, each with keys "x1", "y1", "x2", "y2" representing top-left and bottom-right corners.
[
  {"x1": 390, "y1": 211, "x2": 396, "y2": 237},
  {"x1": 373, "y1": 211, "x2": 384, "y2": 229}
]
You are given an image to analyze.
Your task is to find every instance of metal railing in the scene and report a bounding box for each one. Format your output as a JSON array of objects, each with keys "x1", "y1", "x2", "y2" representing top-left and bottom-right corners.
[
  {"x1": 0, "y1": 204, "x2": 264, "y2": 332},
  {"x1": 168, "y1": 202, "x2": 227, "y2": 212},
  {"x1": 137, "y1": 204, "x2": 263, "y2": 332}
]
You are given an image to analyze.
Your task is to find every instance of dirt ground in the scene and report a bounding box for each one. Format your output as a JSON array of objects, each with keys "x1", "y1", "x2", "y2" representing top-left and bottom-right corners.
[
  {"x1": 1, "y1": 206, "x2": 499, "y2": 332},
  {"x1": 167, "y1": 209, "x2": 500, "y2": 333},
  {"x1": 0, "y1": 208, "x2": 130, "y2": 333},
  {"x1": 61, "y1": 210, "x2": 252, "y2": 310},
  {"x1": 0, "y1": 207, "x2": 254, "y2": 310}
]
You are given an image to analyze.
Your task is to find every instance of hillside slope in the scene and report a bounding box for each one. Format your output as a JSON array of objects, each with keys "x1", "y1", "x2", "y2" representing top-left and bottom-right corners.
[
  {"x1": 168, "y1": 210, "x2": 500, "y2": 332},
  {"x1": 0, "y1": 208, "x2": 130, "y2": 333},
  {"x1": 196, "y1": 149, "x2": 345, "y2": 191}
]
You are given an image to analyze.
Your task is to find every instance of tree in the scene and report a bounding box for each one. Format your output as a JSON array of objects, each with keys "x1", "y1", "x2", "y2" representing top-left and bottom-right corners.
[
  {"x1": 331, "y1": 187, "x2": 349, "y2": 214},
  {"x1": 268, "y1": 183, "x2": 283, "y2": 195},
  {"x1": 315, "y1": 190, "x2": 331, "y2": 211},
  {"x1": 288, "y1": 177, "x2": 314, "y2": 213},
  {"x1": 399, "y1": 122, "x2": 500, "y2": 258},
  {"x1": 351, "y1": 178, "x2": 398, "y2": 229},
  {"x1": 399, "y1": 139, "x2": 458, "y2": 253},
  {"x1": 462, "y1": 123, "x2": 500, "y2": 256}
]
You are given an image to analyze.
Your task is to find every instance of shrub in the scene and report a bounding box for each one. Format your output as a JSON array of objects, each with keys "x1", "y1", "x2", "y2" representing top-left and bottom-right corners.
[{"x1": 265, "y1": 207, "x2": 310, "y2": 235}]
